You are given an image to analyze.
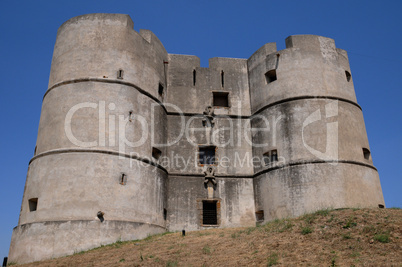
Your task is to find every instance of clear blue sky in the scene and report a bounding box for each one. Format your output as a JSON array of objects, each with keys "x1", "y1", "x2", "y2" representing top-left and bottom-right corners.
[{"x1": 0, "y1": 0, "x2": 401, "y2": 258}]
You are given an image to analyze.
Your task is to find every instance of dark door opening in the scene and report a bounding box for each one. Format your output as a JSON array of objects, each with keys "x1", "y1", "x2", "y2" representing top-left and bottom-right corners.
[{"x1": 203, "y1": 200, "x2": 217, "y2": 225}]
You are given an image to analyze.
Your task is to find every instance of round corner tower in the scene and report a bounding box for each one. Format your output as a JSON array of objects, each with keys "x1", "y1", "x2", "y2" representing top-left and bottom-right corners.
[
  {"x1": 9, "y1": 13, "x2": 169, "y2": 264},
  {"x1": 249, "y1": 35, "x2": 384, "y2": 222}
]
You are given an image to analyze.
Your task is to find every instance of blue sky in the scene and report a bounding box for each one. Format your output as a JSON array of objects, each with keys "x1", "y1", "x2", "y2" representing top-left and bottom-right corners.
[{"x1": 0, "y1": 0, "x2": 401, "y2": 258}]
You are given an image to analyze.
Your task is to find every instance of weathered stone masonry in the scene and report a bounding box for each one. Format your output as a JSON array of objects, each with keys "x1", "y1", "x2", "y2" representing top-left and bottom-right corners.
[{"x1": 9, "y1": 13, "x2": 384, "y2": 264}]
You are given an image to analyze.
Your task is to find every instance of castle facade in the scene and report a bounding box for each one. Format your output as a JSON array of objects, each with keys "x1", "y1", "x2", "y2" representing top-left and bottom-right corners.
[{"x1": 9, "y1": 13, "x2": 384, "y2": 264}]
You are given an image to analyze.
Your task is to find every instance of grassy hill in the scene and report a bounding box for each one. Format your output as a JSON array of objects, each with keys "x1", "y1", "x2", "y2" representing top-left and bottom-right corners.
[{"x1": 15, "y1": 208, "x2": 401, "y2": 266}]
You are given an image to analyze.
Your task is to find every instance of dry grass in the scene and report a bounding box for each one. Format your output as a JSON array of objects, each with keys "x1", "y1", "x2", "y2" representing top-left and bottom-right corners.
[{"x1": 16, "y1": 208, "x2": 402, "y2": 266}]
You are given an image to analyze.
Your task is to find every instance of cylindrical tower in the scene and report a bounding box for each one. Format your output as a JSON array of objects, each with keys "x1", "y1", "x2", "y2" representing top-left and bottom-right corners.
[
  {"x1": 9, "y1": 14, "x2": 169, "y2": 264},
  {"x1": 249, "y1": 35, "x2": 384, "y2": 222}
]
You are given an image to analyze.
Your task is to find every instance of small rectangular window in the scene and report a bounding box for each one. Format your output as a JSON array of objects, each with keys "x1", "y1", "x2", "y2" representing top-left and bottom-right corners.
[
  {"x1": 263, "y1": 150, "x2": 278, "y2": 166},
  {"x1": 199, "y1": 146, "x2": 216, "y2": 165},
  {"x1": 345, "y1": 71, "x2": 351, "y2": 82},
  {"x1": 221, "y1": 71, "x2": 224, "y2": 87},
  {"x1": 193, "y1": 70, "x2": 196, "y2": 86},
  {"x1": 213, "y1": 92, "x2": 229, "y2": 108},
  {"x1": 29, "y1": 198, "x2": 38, "y2": 212},
  {"x1": 271, "y1": 150, "x2": 278, "y2": 162},
  {"x1": 363, "y1": 148, "x2": 370, "y2": 160},
  {"x1": 163, "y1": 208, "x2": 167, "y2": 220},
  {"x1": 117, "y1": 69, "x2": 124, "y2": 79},
  {"x1": 158, "y1": 83, "x2": 164, "y2": 96},
  {"x1": 203, "y1": 200, "x2": 217, "y2": 225},
  {"x1": 152, "y1": 147, "x2": 162, "y2": 160},
  {"x1": 265, "y1": 69, "x2": 277, "y2": 84},
  {"x1": 120, "y1": 173, "x2": 127, "y2": 185}
]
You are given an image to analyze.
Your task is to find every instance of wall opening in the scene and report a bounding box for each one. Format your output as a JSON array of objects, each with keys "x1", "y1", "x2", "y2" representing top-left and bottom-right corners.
[
  {"x1": 158, "y1": 83, "x2": 164, "y2": 96},
  {"x1": 265, "y1": 69, "x2": 277, "y2": 84},
  {"x1": 117, "y1": 69, "x2": 124, "y2": 79},
  {"x1": 213, "y1": 92, "x2": 229, "y2": 108},
  {"x1": 152, "y1": 147, "x2": 162, "y2": 160},
  {"x1": 345, "y1": 70, "x2": 351, "y2": 82},
  {"x1": 199, "y1": 146, "x2": 216, "y2": 165},
  {"x1": 203, "y1": 200, "x2": 217, "y2": 225},
  {"x1": 263, "y1": 149, "x2": 278, "y2": 166},
  {"x1": 221, "y1": 71, "x2": 224, "y2": 87},
  {"x1": 28, "y1": 198, "x2": 38, "y2": 212},
  {"x1": 363, "y1": 148, "x2": 371, "y2": 160},
  {"x1": 120, "y1": 173, "x2": 127, "y2": 185},
  {"x1": 378, "y1": 204, "x2": 385, "y2": 209},
  {"x1": 193, "y1": 69, "x2": 196, "y2": 86},
  {"x1": 255, "y1": 210, "x2": 264, "y2": 222},
  {"x1": 163, "y1": 208, "x2": 167, "y2": 220}
]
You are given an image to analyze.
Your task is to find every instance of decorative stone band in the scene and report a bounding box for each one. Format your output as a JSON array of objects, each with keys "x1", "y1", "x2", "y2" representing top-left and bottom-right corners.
[
  {"x1": 29, "y1": 149, "x2": 377, "y2": 178},
  {"x1": 43, "y1": 77, "x2": 165, "y2": 111},
  {"x1": 29, "y1": 148, "x2": 168, "y2": 174},
  {"x1": 165, "y1": 159, "x2": 378, "y2": 179},
  {"x1": 42, "y1": 78, "x2": 362, "y2": 119}
]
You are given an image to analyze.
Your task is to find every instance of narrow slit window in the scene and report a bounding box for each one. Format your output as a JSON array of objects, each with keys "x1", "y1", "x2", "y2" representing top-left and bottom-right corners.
[
  {"x1": 213, "y1": 92, "x2": 229, "y2": 108},
  {"x1": 263, "y1": 150, "x2": 278, "y2": 166},
  {"x1": 265, "y1": 69, "x2": 277, "y2": 84},
  {"x1": 163, "y1": 208, "x2": 167, "y2": 220},
  {"x1": 117, "y1": 69, "x2": 124, "y2": 79},
  {"x1": 363, "y1": 148, "x2": 370, "y2": 160},
  {"x1": 203, "y1": 200, "x2": 217, "y2": 225},
  {"x1": 199, "y1": 146, "x2": 216, "y2": 165},
  {"x1": 221, "y1": 71, "x2": 224, "y2": 87},
  {"x1": 158, "y1": 83, "x2": 164, "y2": 96},
  {"x1": 255, "y1": 210, "x2": 264, "y2": 222},
  {"x1": 120, "y1": 173, "x2": 127, "y2": 185},
  {"x1": 263, "y1": 152, "x2": 270, "y2": 166},
  {"x1": 271, "y1": 150, "x2": 278, "y2": 163},
  {"x1": 345, "y1": 71, "x2": 351, "y2": 82},
  {"x1": 193, "y1": 69, "x2": 196, "y2": 86},
  {"x1": 152, "y1": 147, "x2": 162, "y2": 160},
  {"x1": 28, "y1": 198, "x2": 38, "y2": 212}
]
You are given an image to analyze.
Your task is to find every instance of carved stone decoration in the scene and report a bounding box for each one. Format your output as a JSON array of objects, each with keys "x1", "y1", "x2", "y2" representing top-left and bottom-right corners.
[
  {"x1": 204, "y1": 166, "x2": 216, "y2": 185},
  {"x1": 204, "y1": 166, "x2": 217, "y2": 199},
  {"x1": 202, "y1": 106, "x2": 215, "y2": 128}
]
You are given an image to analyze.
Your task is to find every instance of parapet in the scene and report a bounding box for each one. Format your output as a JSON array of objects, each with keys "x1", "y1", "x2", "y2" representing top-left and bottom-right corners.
[{"x1": 58, "y1": 13, "x2": 134, "y2": 35}]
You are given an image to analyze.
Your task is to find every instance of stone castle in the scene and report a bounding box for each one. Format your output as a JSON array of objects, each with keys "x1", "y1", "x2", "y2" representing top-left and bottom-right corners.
[{"x1": 9, "y1": 13, "x2": 384, "y2": 263}]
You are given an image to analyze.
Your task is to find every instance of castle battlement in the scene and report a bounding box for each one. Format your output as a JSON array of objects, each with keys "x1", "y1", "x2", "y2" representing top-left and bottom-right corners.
[{"x1": 9, "y1": 13, "x2": 384, "y2": 264}]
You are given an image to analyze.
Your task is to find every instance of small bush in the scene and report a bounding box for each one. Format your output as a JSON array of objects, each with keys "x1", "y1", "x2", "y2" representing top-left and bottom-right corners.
[
  {"x1": 342, "y1": 233, "x2": 352, "y2": 239},
  {"x1": 231, "y1": 233, "x2": 240, "y2": 239},
  {"x1": 301, "y1": 226, "x2": 313, "y2": 235},
  {"x1": 314, "y1": 209, "x2": 332, "y2": 216},
  {"x1": 166, "y1": 260, "x2": 178, "y2": 267},
  {"x1": 303, "y1": 214, "x2": 316, "y2": 224},
  {"x1": 267, "y1": 252, "x2": 279, "y2": 266},
  {"x1": 264, "y1": 219, "x2": 293, "y2": 233},
  {"x1": 343, "y1": 217, "x2": 357, "y2": 229},
  {"x1": 374, "y1": 233, "x2": 390, "y2": 243},
  {"x1": 202, "y1": 245, "x2": 211, "y2": 254}
]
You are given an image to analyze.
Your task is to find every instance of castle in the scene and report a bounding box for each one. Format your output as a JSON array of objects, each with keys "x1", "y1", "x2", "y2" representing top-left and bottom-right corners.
[{"x1": 9, "y1": 13, "x2": 384, "y2": 264}]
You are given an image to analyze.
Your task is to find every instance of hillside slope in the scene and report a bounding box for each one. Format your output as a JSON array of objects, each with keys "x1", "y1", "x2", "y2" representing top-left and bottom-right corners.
[{"x1": 15, "y1": 208, "x2": 401, "y2": 266}]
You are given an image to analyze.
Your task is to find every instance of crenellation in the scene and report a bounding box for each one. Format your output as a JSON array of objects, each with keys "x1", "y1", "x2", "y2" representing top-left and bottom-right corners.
[{"x1": 9, "y1": 13, "x2": 384, "y2": 264}]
